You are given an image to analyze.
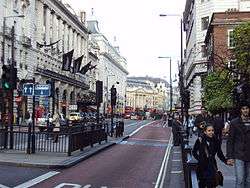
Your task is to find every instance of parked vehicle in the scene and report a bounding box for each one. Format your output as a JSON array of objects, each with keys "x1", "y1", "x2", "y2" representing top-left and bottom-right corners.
[
  {"x1": 37, "y1": 113, "x2": 52, "y2": 132},
  {"x1": 69, "y1": 112, "x2": 82, "y2": 124},
  {"x1": 130, "y1": 113, "x2": 137, "y2": 120}
]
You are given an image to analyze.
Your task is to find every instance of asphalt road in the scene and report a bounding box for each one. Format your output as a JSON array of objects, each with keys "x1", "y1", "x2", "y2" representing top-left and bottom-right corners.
[
  {"x1": 0, "y1": 119, "x2": 158, "y2": 188},
  {"x1": 34, "y1": 120, "x2": 172, "y2": 188}
]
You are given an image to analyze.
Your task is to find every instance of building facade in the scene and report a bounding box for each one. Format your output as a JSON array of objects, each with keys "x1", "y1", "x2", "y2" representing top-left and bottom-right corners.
[
  {"x1": 87, "y1": 15, "x2": 128, "y2": 115},
  {"x1": 0, "y1": 0, "x2": 127, "y2": 123},
  {"x1": 183, "y1": 0, "x2": 250, "y2": 114}
]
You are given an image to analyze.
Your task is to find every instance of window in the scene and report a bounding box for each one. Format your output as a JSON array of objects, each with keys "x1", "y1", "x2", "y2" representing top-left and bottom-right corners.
[
  {"x1": 228, "y1": 29, "x2": 235, "y2": 48},
  {"x1": 201, "y1": 45, "x2": 207, "y2": 57},
  {"x1": 201, "y1": 16, "x2": 209, "y2": 30}
]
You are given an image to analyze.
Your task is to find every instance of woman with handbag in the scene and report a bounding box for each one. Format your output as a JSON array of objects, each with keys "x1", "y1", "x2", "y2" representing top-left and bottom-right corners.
[{"x1": 192, "y1": 123, "x2": 229, "y2": 188}]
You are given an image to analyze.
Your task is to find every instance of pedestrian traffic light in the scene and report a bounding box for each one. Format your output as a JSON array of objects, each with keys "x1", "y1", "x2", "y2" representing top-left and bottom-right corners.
[
  {"x1": 96, "y1": 80, "x2": 103, "y2": 104},
  {"x1": 2, "y1": 65, "x2": 12, "y2": 90},
  {"x1": 111, "y1": 85, "x2": 117, "y2": 107}
]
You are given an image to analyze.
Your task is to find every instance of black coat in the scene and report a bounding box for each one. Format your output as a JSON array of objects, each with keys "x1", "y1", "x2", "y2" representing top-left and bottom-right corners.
[
  {"x1": 227, "y1": 117, "x2": 250, "y2": 161},
  {"x1": 192, "y1": 135, "x2": 227, "y2": 178}
]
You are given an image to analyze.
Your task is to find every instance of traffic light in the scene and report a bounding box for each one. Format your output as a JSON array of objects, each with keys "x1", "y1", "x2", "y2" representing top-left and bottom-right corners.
[
  {"x1": 183, "y1": 89, "x2": 190, "y2": 109},
  {"x1": 111, "y1": 85, "x2": 117, "y2": 107},
  {"x1": 2, "y1": 65, "x2": 12, "y2": 90},
  {"x1": 96, "y1": 80, "x2": 103, "y2": 104},
  {"x1": 46, "y1": 79, "x2": 55, "y2": 97}
]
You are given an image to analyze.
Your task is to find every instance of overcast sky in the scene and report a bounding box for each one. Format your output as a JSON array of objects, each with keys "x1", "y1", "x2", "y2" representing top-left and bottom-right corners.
[{"x1": 64, "y1": 0, "x2": 186, "y2": 81}]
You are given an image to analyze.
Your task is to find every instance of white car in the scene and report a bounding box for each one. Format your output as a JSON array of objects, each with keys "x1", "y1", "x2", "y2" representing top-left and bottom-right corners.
[{"x1": 37, "y1": 113, "x2": 53, "y2": 132}]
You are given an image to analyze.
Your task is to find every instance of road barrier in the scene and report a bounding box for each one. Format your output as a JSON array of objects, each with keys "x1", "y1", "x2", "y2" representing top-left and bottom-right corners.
[{"x1": 0, "y1": 122, "x2": 109, "y2": 156}]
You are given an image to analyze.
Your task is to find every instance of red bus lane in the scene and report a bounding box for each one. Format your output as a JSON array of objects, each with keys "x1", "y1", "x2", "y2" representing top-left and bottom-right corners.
[{"x1": 34, "y1": 122, "x2": 172, "y2": 188}]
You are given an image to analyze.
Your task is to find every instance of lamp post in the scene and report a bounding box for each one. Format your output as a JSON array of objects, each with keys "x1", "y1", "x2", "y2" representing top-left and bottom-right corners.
[
  {"x1": 2, "y1": 14, "x2": 24, "y2": 149},
  {"x1": 158, "y1": 56, "x2": 173, "y2": 114},
  {"x1": 105, "y1": 74, "x2": 115, "y2": 117},
  {"x1": 159, "y1": 14, "x2": 185, "y2": 123}
]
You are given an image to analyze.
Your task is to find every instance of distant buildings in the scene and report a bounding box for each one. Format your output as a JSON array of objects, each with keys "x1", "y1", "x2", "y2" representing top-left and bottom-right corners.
[{"x1": 126, "y1": 77, "x2": 179, "y2": 111}]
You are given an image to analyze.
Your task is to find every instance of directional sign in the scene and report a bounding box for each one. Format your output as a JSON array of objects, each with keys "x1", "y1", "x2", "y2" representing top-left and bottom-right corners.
[
  {"x1": 34, "y1": 84, "x2": 51, "y2": 96},
  {"x1": 22, "y1": 83, "x2": 34, "y2": 96}
]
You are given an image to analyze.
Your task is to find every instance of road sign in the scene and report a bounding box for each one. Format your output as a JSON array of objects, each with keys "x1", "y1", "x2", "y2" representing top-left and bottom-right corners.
[
  {"x1": 34, "y1": 84, "x2": 51, "y2": 96},
  {"x1": 22, "y1": 83, "x2": 34, "y2": 96}
]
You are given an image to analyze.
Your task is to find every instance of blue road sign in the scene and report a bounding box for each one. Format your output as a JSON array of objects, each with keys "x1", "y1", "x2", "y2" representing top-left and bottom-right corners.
[
  {"x1": 22, "y1": 83, "x2": 34, "y2": 96},
  {"x1": 34, "y1": 84, "x2": 51, "y2": 96}
]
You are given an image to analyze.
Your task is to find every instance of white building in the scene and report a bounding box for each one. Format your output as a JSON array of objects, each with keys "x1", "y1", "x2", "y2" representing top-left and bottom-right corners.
[
  {"x1": 183, "y1": 0, "x2": 250, "y2": 114},
  {"x1": 87, "y1": 14, "x2": 129, "y2": 115}
]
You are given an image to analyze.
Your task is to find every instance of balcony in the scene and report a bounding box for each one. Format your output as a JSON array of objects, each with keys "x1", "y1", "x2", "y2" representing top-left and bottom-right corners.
[{"x1": 21, "y1": 35, "x2": 31, "y2": 47}]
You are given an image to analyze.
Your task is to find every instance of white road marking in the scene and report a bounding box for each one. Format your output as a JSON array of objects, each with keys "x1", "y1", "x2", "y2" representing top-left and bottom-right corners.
[
  {"x1": 82, "y1": 185, "x2": 92, "y2": 188},
  {"x1": 173, "y1": 151, "x2": 181, "y2": 154},
  {"x1": 0, "y1": 184, "x2": 10, "y2": 188},
  {"x1": 171, "y1": 170, "x2": 182, "y2": 174},
  {"x1": 128, "y1": 121, "x2": 154, "y2": 137},
  {"x1": 14, "y1": 171, "x2": 60, "y2": 188},
  {"x1": 154, "y1": 133, "x2": 173, "y2": 188},
  {"x1": 129, "y1": 138, "x2": 169, "y2": 142},
  {"x1": 126, "y1": 122, "x2": 138, "y2": 127},
  {"x1": 54, "y1": 183, "x2": 82, "y2": 188},
  {"x1": 172, "y1": 159, "x2": 181, "y2": 162}
]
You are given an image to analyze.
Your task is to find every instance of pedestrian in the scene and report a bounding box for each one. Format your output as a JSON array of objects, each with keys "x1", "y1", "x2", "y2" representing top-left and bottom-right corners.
[
  {"x1": 212, "y1": 115, "x2": 224, "y2": 143},
  {"x1": 194, "y1": 109, "x2": 212, "y2": 137},
  {"x1": 172, "y1": 113, "x2": 182, "y2": 146},
  {"x1": 227, "y1": 101, "x2": 250, "y2": 188},
  {"x1": 192, "y1": 123, "x2": 229, "y2": 188},
  {"x1": 52, "y1": 112, "x2": 60, "y2": 143}
]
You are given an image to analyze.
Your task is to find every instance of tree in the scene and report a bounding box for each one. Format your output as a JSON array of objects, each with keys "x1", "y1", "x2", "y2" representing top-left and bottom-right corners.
[
  {"x1": 203, "y1": 22, "x2": 250, "y2": 113},
  {"x1": 203, "y1": 70, "x2": 235, "y2": 114},
  {"x1": 233, "y1": 22, "x2": 250, "y2": 80}
]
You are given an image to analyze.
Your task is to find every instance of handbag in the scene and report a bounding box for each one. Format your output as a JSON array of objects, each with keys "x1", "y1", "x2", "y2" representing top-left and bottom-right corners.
[{"x1": 214, "y1": 170, "x2": 223, "y2": 186}]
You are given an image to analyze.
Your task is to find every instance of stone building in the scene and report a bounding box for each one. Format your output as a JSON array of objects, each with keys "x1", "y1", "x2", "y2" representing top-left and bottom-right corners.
[
  {"x1": 183, "y1": 0, "x2": 250, "y2": 114},
  {"x1": 0, "y1": 0, "x2": 127, "y2": 122}
]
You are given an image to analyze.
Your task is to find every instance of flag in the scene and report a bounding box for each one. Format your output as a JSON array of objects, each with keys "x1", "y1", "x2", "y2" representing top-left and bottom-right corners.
[
  {"x1": 37, "y1": 40, "x2": 61, "y2": 48},
  {"x1": 62, "y1": 49, "x2": 74, "y2": 71},
  {"x1": 73, "y1": 55, "x2": 83, "y2": 73},
  {"x1": 79, "y1": 61, "x2": 92, "y2": 75}
]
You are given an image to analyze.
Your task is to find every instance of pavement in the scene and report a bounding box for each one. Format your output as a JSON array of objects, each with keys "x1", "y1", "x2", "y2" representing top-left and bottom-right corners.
[{"x1": 0, "y1": 134, "x2": 129, "y2": 169}]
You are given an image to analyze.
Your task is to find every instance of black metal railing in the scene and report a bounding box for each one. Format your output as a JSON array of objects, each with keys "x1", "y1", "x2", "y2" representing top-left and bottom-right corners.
[{"x1": 179, "y1": 130, "x2": 199, "y2": 188}]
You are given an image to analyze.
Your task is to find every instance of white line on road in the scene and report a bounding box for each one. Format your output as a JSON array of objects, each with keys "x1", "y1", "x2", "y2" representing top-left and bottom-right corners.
[
  {"x1": 172, "y1": 159, "x2": 181, "y2": 162},
  {"x1": 129, "y1": 138, "x2": 169, "y2": 142},
  {"x1": 14, "y1": 171, "x2": 60, "y2": 188},
  {"x1": 154, "y1": 133, "x2": 173, "y2": 188},
  {"x1": 126, "y1": 122, "x2": 139, "y2": 127},
  {"x1": 128, "y1": 121, "x2": 154, "y2": 137},
  {"x1": 171, "y1": 170, "x2": 182, "y2": 174}
]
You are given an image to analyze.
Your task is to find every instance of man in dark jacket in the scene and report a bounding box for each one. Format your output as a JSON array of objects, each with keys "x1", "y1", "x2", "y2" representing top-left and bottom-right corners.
[{"x1": 227, "y1": 101, "x2": 250, "y2": 188}]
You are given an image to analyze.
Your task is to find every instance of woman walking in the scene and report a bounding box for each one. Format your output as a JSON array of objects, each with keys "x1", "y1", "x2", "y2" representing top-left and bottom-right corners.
[
  {"x1": 52, "y1": 112, "x2": 60, "y2": 143},
  {"x1": 192, "y1": 123, "x2": 229, "y2": 188}
]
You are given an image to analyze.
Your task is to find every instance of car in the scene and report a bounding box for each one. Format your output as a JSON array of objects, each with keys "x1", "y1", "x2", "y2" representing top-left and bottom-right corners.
[
  {"x1": 130, "y1": 113, "x2": 137, "y2": 120},
  {"x1": 124, "y1": 113, "x2": 131, "y2": 119},
  {"x1": 37, "y1": 113, "x2": 52, "y2": 132},
  {"x1": 69, "y1": 112, "x2": 81, "y2": 121}
]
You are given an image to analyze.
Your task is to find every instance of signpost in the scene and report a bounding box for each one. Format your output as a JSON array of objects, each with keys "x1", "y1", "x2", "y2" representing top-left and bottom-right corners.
[{"x1": 22, "y1": 83, "x2": 51, "y2": 97}]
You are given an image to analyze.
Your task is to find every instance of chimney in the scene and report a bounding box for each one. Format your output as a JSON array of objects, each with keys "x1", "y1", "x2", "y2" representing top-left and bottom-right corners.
[{"x1": 80, "y1": 11, "x2": 86, "y2": 23}]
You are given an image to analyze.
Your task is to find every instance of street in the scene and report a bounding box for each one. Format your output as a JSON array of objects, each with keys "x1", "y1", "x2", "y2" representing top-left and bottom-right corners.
[{"x1": 0, "y1": 119, "x2": 173, "y2": 188}]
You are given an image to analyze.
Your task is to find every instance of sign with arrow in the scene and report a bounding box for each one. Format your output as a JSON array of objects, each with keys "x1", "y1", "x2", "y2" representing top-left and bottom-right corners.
[
  {"x1": 22, "y1": 83, "x2": 34, "y2": 96},
  {"x1": 34, "y1": 84, "x2": 51, "y2": 96}
]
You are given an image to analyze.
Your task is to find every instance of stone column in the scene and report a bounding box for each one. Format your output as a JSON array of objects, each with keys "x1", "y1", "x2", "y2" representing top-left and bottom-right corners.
[{"x1": 44, "y1": 6, "x2": 50, "y2": 45}]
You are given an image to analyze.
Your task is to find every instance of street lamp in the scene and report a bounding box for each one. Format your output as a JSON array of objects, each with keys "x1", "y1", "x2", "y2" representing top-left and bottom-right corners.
[
  {"x1": 159, "y1": 13, "x2": 185, "y2": 122},
  {"x1": 158, "y1": 56, "x2": 173, "y2": 114},
  {"x1": 1, "y1": 14, "x2": 24, "y2": 149}
]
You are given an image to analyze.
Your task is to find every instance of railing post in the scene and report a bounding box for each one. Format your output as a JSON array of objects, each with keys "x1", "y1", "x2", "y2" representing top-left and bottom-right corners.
[
  {"x1": 67, "y1": 133, "x2": 72, "y2": 156},
  {"x1": 187, "y1": 156, "x2": 198, "y2": 188},
  {"x1": 183, "y1": 145, "x2": 192, "y2": 188}
]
